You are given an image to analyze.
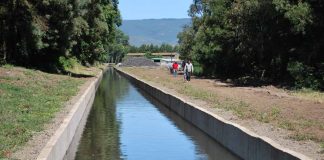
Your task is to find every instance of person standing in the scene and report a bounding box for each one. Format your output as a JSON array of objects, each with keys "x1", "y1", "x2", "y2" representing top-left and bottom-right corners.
[
  {"x1": 182, "y1": 60, "x2": 187, "y2": 81},
  {"x1": 172, "y1": 61, "x2": 179, "y2": 77},
  {"x1": 184, "y1": 60, "x2": 194, "y2": 81}
]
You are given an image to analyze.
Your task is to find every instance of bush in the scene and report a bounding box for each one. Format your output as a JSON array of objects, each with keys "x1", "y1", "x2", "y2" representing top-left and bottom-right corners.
[
  {"x1": 58, "y1": 56, "x2": 78, "y2": 71},
  {"x1": 0, "y1": 58, "x2": 5, "y2": 66},
  {"x1": 1, "y1": 64, "x2": 14, "y2": 69},
  {"x1": 287, "y1": 61, "x2": 321, "y2": 90},
  {"x1": 144, "y1": 52, "x2": 153, "y2": 59},
  {"x1": 193, "y1": 62, "x2": 203, "y2": 76}
]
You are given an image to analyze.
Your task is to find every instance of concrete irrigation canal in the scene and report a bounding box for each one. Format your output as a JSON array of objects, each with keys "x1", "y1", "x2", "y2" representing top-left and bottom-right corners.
[
  {"x1": 39, "y1": 68, "x2": 309, "y2": 160},
  {"x1": 68, "y1": 69, "x2": 239, "y2": 160}
]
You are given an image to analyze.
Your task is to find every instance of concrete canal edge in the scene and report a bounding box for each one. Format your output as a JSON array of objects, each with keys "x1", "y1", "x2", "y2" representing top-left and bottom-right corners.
[
  {"x1": 115, "y1": 67, "x2": 311, "y2": 160},
  {"x1": 36, "y1": 68, "x2": 107, "y2": 160}
]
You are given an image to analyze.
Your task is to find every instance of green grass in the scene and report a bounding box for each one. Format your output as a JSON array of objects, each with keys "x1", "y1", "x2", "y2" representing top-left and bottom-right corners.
[
  {"x1": 0, "y1": 67, "x2": 85, "y2": 158},
  {"x1": 257, "y1": 107, "x2": 281, "y2": 123},
  {"x1": 279, "y1": 120, "x2": 296, "y2": 131}
]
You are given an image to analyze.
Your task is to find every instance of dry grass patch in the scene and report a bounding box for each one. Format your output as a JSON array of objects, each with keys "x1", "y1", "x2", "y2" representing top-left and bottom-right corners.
[{"x1": 290, "y1": 88, "x2": 324, "y2": 103}]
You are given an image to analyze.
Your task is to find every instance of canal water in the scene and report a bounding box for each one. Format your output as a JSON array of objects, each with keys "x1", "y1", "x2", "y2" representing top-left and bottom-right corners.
[{"x1": 73, "y1": 69, "x2": 239, "y2": 160}]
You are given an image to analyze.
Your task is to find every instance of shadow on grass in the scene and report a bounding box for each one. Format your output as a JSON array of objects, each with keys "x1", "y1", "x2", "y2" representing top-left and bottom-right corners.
[{"x1": 64, "y1": 71, "x2": 95, "y2": 78}]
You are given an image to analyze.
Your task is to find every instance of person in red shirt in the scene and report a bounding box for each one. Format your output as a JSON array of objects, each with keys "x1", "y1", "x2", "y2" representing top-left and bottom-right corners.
[{"x1": 172, "y1": 61, "x2": 179, "y2": 77}]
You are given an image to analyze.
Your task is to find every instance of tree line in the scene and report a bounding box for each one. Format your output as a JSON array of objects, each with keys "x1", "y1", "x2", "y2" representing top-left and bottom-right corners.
[
  {"x1": 178, "y1": 0, "x2": 323, "y2": 90},
  {"x1": 0, "y1": 0, "x2": 129, "y2": 71},
  {"x1": 129, "y1": 43, "x2": 179, "y2": 53}
]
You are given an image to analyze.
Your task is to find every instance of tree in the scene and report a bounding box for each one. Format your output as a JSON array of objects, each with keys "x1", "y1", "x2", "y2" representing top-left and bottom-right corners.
[
  {"x1": 0, "y1": 0, "x2": 127, "y2": 70},
  {"x1": 178, "y1": 0, "x2": 323, "y2": 89},
  {"x1": 177, "y1": 25, "x2": 195, "y2": 60},
  {"x1": 129, "y1": 43, "x2": 178, "y2": 53},
  {"x1": 107, "y1": 29, "x2": 129, "y2": 63}
]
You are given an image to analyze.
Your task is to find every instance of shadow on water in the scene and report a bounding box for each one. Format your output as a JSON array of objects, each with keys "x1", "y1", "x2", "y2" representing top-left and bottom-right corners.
[{"x1": 68, "y1": 69, "x2": 239, "y2": 160}]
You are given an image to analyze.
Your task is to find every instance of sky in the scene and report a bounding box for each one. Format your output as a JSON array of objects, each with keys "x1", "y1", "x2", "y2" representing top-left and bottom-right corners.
[{"x1": 119, "y1": 0, "x2": 192, "y2": 20}]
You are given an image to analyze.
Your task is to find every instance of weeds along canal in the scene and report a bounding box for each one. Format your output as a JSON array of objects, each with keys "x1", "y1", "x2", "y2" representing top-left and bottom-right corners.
[{"x1": 69, "y1": 69, "x2": 239, "y2": 160}]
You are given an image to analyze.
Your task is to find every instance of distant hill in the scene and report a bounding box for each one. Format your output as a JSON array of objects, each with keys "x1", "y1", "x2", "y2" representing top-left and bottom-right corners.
[{"x1": 120, "y1": 18, "x2": 191, "y2": 46}]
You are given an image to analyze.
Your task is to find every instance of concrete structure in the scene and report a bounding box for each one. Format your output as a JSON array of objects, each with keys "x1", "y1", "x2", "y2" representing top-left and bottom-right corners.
[
  {"x1": 115, "y1": 67, "x2": 311, "y2": 160},
  {"x1": 37, "y1": 68, "x2": 106, "y2": 160}
]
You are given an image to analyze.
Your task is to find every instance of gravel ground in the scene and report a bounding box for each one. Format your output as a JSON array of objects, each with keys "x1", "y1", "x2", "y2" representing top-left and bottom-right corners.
[{"x1": 121, "y1": 57, "x2": 159, "y2": 67}]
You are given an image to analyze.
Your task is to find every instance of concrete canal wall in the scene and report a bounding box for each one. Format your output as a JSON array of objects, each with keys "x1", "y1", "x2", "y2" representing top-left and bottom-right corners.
[
  {"x1": 37, "y1": 68, "x2": 106, "y2": 160},
  {"x1": 115, "y1": 67, "x2": 310, "y2": 160}
]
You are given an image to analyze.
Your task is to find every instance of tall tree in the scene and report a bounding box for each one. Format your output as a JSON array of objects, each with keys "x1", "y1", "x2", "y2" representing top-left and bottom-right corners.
[
  {"x1": 0, "y1": 0, "x2": 127, "y2": 69},
  {"x1": 178, "y1": 0, "x2": 323, "y2": 89}
]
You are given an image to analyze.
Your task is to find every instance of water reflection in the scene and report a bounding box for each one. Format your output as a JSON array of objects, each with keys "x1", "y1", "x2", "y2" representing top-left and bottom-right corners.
[
  {"x1": 138, "y1": 89, "x2": 239, "y2": 160},
  {"x1": 75, "y1": 69, "x2": 129, "y2": 160},
  {"x1": 74, "y1": 69, "x2": 239, "y2": 160}
]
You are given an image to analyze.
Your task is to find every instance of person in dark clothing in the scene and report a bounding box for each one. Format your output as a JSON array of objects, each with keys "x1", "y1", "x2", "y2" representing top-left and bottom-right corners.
[{"x1": 181, "y1": 60, "x2": 187, "y2": 81}]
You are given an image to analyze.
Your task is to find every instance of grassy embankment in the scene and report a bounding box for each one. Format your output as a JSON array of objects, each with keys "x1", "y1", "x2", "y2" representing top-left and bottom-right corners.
[
  {"x1": 121, "y1": 67, "x2": 324, "y2": 149},
  {"x1": 0, "y1": 64, "x2": 103, "y2": 158}
]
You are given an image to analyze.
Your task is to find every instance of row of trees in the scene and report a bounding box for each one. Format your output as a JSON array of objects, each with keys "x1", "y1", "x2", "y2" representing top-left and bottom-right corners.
[
  {"x1": 129, "y1": 43, "x2": 179, "y2": 53},
  {"x1": 0, "y1": 0, "x2": 128, "y2": 70},
  {"x1": 178, "y1": 0, "x2": 324, "y2": 89}
]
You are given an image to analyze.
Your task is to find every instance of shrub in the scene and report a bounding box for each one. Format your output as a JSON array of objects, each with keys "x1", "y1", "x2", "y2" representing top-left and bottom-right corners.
[
  {"x1": 144, "y1": 52, "x2": 153, "y2": 59},
  {"x1": 58, "y1": 56, "x2": 78, "y2": 71},
  {"x1": 193, "y1": 62, "x2": 203, "y2": 76},
  {"x1": 287, "y1": 61, "x2": 321, "y2": 90}
]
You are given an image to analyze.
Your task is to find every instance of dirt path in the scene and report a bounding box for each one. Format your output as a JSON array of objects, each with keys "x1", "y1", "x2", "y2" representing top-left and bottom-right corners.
[{"x1": 121, "y1": 67, "x2": 324, "y2": 160}]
